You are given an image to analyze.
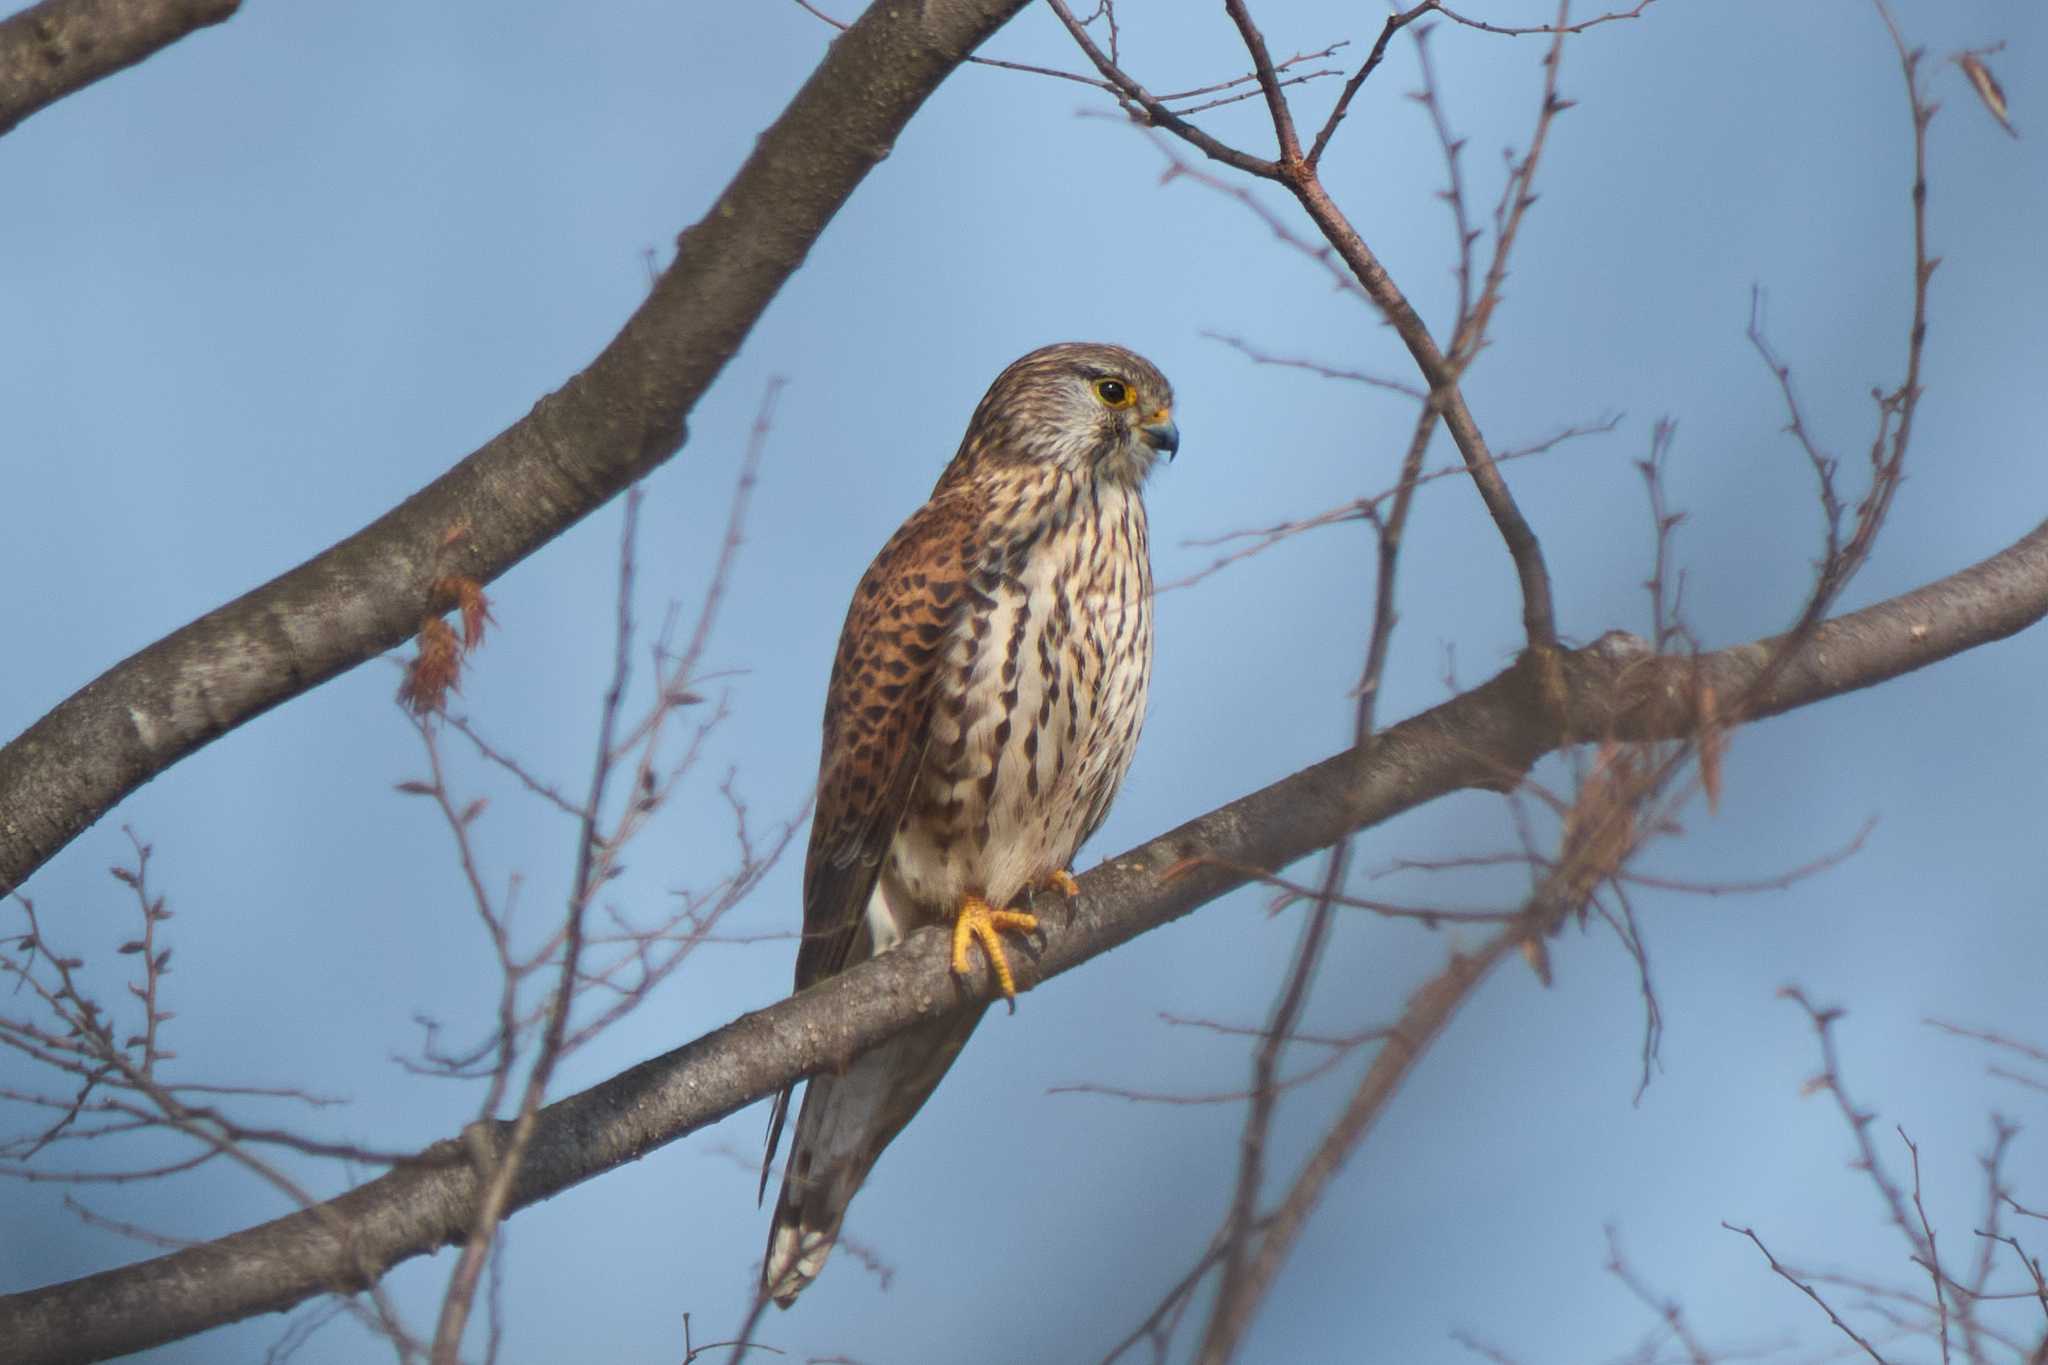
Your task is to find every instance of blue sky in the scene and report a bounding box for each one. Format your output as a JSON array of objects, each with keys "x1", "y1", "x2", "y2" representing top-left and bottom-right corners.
[{"x1": 4, "y1": 2, "x2": 2047, "y2": 1361}]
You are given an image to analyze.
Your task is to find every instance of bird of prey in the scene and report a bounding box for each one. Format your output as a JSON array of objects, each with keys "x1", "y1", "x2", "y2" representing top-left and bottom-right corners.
[{"x1": 760, "y1": 341, "x2": 1178, "y2": 1306}]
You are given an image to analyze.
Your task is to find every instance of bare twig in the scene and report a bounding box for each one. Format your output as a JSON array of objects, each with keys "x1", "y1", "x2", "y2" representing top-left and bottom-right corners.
[
  {"x1": 1603, "y1": 1226, "x2": 1714, "y2": 1365},
  {"x1": 1723, "y1": 1222, "x2": 1889, "y2": 1363}
]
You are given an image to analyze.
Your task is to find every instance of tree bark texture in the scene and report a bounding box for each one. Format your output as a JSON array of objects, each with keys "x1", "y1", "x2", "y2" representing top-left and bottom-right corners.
[{"x1": 0, "y1": 0, "x2": 238, "y2": 136}]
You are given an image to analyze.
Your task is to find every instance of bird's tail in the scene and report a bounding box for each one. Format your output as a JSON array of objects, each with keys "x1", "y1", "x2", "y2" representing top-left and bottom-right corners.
[{"x1": 761, "y1": 1007, "x2": 985, "y2": 1306}]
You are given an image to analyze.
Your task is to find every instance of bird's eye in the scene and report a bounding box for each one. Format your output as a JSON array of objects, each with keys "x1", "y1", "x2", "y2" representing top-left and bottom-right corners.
[{"x1": 1093, "y1": 378, "x2": 1134, "y2": 408}]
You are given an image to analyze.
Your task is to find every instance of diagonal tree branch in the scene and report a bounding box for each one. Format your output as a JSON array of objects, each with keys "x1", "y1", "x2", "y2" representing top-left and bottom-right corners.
[
  {"x1": 1044, "y1": 0, "x2": 1560, "y2": 649},
  {"x1": 5, "y1": 516, "x2": 2045, "y2": 1365},
  {"x1": 0, "y1": 0, "x2": 238, "y2": 137},
  {"x1": 0, "y1": 0, "x2": 1034, "y2": 902}
]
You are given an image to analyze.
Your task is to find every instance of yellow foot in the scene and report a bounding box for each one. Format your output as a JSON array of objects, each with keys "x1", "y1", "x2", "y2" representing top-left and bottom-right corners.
[
  {"x1": 951, "y1": 895, "x2": 1039, "y2": 1001},
  {"x1": 1043, "y1": 868, "x2": 1080, "y2": 899}
]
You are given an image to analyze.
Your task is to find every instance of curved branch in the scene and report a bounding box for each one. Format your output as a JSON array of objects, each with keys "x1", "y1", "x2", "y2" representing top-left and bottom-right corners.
[
  {"x1": 0, "y1": 0, "x2": 237, "y2": 137},
  {"x1": 1282, "y1": 120, "x2": 1560, "y2": 653},
  {"x1": 5, "y1": 518, "x2": 2044, "y2": 1364},
  {"x1": 1043, "y1": 0, "x2": 1560, "y2": 647},
  {"x1": 0, "y1": 0, "x2": 1034, "y2": 900}
]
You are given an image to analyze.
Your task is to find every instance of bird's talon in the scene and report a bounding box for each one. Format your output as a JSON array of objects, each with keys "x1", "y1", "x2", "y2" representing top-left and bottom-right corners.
[
  {"x1": 951, "y1": 896, "x2": 1039, "y2": 1000},
  {"x1": 1044, "y1": 868, "x2": 1080, "y2": 899}
]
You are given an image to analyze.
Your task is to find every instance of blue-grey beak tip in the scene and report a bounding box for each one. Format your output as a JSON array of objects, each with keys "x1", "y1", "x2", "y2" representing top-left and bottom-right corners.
[{"x1": 1143, "y1": 419, "x2": 1181, "y2": 460}]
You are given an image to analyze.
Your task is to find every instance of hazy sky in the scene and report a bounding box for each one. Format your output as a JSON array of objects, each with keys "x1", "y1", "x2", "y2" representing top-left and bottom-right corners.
[{"x1": 5, "y1": 3, "x2": 2046, "y2": 1362}]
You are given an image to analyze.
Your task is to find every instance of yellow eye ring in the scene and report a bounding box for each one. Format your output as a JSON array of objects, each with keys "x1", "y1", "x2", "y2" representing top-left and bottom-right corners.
[{"x1": 1093, "y1": 377, "x2": 1135, "y2": 408}]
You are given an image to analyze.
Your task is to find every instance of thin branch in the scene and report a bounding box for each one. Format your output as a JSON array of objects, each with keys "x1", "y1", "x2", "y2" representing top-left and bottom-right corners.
[
  {"x1": 1435, "y1": 1, "x2": 1656, "y2": 40},
  {"x1": 1603, "y1": 1226, "x2": 1714, "y2": 1365},
  {"x1": 1161, "y1": 420, "x2": 1588, "y2": 594},
  {"x1": 1042, "y1": 0, "x2": 1281, "y2": 178},
  {"x1": 1900, "y1": 1127, "x2": 1954, "y2": 1363},
  {"x1": 1201, "y1": 331, "x2": 1424, "y2": 397},
  {"x1": 1410, "y1": 23, "x2": 1480, "y2": 333},
  {"x1": 426, "y1": 487, "x2": 648, "y2": 1362},
  {"x1": 1723, "y1": 1223, "x2": 1889, "y2": 1363},
  {"x1": 1453, "y1": 2, "x2": 1575, "y2": 367},
  {"x1": 1220, "y1": 0, "x2": 1304, "y2": 165},
  {"x1": 799, "y1": 0, "x2": 1347, "y2": 114},
  {"x1": 1925, "y1": 1020, "x2": 2048, "y2": 1068}
]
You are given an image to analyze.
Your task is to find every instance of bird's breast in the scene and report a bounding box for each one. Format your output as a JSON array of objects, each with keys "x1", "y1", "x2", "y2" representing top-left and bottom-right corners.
[{"x1": 887, "y1": 483, "x2": 1154, "y2": 918}]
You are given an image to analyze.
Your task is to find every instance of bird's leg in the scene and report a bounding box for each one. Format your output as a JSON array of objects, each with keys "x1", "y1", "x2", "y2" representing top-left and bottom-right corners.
[{"x1": 951, "y1": 894, "x2": 1039, "y2": 1000}]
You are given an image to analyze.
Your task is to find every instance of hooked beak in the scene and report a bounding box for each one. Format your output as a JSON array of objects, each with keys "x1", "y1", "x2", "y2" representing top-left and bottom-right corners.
[{"x1": 1140, "y1": 408, "x2": 1180, "y2": 460}]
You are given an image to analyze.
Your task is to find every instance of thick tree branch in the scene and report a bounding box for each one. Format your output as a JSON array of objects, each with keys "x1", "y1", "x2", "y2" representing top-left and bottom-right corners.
[
  {"x1": 0, "y1": 0, "x2": 237, "y2": 137},
  {"x1": 0, "y1": 0, "x2": 1033, "y2": 901},
  {"x1": 5, "y1": 518, "x2": 2045, "y2": 1364}
]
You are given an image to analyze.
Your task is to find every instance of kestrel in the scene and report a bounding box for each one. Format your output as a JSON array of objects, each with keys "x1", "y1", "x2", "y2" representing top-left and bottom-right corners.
[{"x1": 760, "y1": 342, "x2": 1178, "y2": 1306}]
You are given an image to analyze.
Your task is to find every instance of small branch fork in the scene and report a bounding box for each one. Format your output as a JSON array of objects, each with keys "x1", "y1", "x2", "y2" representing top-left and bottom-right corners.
[
  {"x1": 1720, "y1": 993, "x2": 2048, "y2": 1363},
  {"x1": 0, "y1": 836, "x2": 420, "y2": 1352},
  {"x1": 790, "y1": 0, "x2": 1345, "y2": 118}
]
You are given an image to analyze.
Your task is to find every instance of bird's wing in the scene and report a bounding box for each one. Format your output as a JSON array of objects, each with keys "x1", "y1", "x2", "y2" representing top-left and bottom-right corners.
[
  {"x1": 760, "y1": 490, "x2": 975, "y2": 1195},
  {"x1": 796, "y1": 490, "x2": 976, "y2": 989}
]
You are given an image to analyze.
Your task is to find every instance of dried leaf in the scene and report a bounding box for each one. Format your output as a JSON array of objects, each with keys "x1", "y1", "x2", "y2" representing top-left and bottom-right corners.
[
  {"x1": 398, "y1": 617, "x2": 463, "y2": 715},
  {"x1": 1697, "y1": 683, "x2": 1724, "y2": 814},
  {"x1": 1958, "y1": 52, "x2": 2018, "y2": 138},
  {"x1": 434, "y1": 575, "x2": 495, "y2": 650},
  {"x1": 1559, "y1": 742, "x2": 1639, "y2": 916}
]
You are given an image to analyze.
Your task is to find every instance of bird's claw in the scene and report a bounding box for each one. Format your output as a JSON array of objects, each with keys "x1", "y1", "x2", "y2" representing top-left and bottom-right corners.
[{"x1": 951, "y1": 895, "x2": 1039, "y2": 1002}]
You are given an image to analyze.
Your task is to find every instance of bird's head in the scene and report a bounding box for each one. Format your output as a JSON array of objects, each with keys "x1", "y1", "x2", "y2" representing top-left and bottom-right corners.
[{"x1": 949, "y1": 341, "x2": 1178, "y2": 489}]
